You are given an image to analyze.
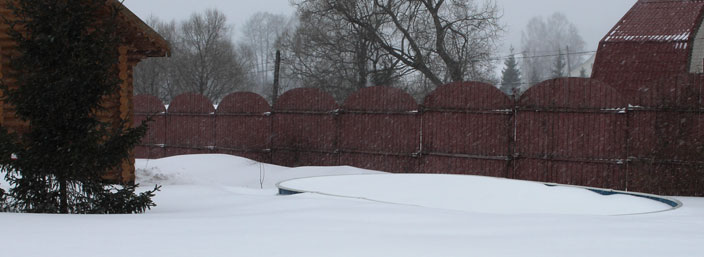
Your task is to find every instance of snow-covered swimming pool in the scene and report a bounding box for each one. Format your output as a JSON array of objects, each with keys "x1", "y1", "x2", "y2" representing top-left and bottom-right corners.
[{"x1": 278, "y1": 174, "x2": 679, "y2": 216}]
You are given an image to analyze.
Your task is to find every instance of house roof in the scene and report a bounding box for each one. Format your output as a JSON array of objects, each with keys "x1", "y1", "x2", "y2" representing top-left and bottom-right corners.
[
  {"x1": 112, "y1": 0, "x2": 170, "y2": 57},
  {"x1": 603, "y1": 0, "x2": 704, "y2": 43},
  {"x1": 592, "y1": 0, "x2": 704, "y2": 100}
]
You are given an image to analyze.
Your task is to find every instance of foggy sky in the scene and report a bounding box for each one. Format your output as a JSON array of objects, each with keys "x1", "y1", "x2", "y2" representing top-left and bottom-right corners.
[{"x1": 123, "y1": 0, "x2": 638, "y2": 55}]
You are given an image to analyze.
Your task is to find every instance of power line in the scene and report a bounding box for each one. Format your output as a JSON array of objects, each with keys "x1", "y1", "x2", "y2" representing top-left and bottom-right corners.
[
  {"x1": 235, "y1": 50, "x2": 598, "y2": 74},
  {"x1": 492, "y1": 50, "x2": 596, "y2": 61},
  {"x1": 149, "y1": 49, "x2": 598, "y2": 79}
]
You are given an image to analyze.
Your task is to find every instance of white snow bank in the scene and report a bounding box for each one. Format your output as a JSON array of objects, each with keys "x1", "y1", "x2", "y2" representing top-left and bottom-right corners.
[
  {"x1": 0, "y1": 154, "x2": 702, "y2": 257},
  {"x1": 279, "y1": 174, "x2": 672, "y2": 215},
  {"x1": 135, "y1": 154, "x2": 382, "y2": 189}
]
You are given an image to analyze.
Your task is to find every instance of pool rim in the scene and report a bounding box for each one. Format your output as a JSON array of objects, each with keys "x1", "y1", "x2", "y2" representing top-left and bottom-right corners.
[{"x1": 277, "y1": 173, "x2": 683, "y2": 216}]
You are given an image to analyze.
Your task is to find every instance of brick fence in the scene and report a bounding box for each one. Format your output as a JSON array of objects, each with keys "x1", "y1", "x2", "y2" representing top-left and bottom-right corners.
[{"x1": 134, "y1": 77, "x2": 704, "y2": 196}]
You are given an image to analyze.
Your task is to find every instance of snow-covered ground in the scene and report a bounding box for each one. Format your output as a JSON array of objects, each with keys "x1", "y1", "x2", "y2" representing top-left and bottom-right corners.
[
  {"x1": 0, "y1": 154, "x2": 702, "y2": 257},
  {"x1": 278, "y1": 174, "x2": 674, "y2": 215}
]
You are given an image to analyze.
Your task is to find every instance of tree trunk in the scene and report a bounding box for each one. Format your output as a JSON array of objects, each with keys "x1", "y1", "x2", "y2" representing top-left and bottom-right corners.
[
  {"x1": 59, "y1": 178, "x2": 68, "y2": 214},
  {"x1": 424, "y1": 0, "x2": 463, "y2": 83},
  {"x1": 273, "y1": 50, "x2": 281, "y2": 104}
]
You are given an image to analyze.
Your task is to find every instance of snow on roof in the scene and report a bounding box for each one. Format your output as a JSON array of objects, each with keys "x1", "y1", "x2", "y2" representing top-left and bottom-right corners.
[
  {"x1": 592, "y1": 0, "x2": 704, "y2": 101},
  {"x1": 602, "y1": 0, "x2": 704, "y2": 43}
]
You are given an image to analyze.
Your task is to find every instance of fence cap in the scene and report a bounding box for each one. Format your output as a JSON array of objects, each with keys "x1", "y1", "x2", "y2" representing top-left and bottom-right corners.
[
  {"x1": 274, "y1": 88, "x2": 338, "y2": 112},
  {"x1": 343, "y1": 86, "x2": 418, "y2": 112},
  {"x1": 520, "y1": 78, "x2": 626, "y2": 109},
  {"x1": 217, "y1": 92, "x2": 270, "y2": 114},
  {"x1": 424, "y1": 81, "x2": 512, "y2": 110},
  {"x1": 168, "y1": 93, "x2": 216, "y2": 114},
  {"x1": 134, "y1": 94, "x2": 166, "y2": 114}
]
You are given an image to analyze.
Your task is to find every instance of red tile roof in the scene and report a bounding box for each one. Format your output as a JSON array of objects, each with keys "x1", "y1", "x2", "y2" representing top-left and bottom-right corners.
[{"x1": 604, "y1": 0, "x2": 704, "y2": 43}]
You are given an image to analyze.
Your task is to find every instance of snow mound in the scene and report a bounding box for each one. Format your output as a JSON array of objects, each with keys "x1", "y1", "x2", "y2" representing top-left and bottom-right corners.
[
  {"x1": 135, "y1": 154, "x2": 382, "y2": 189},
  {"x1": 279, "y1": 174, "x2": 673, "y2": 216}
]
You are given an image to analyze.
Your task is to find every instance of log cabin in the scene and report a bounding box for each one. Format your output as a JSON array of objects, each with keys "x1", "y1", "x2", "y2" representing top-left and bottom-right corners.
[{"x1": 0, "y1": 0, "x2": 170, "y2": 183}]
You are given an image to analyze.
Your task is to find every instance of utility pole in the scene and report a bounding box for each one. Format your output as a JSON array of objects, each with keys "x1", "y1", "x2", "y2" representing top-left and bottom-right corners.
[
  {"x1": 273, "y1": 50, "x2": 281, "y2": 105},
  {"x1": 565, "y1": 45, "x2": 571, "y2": 99},
  {"x1": 566, "y1": 45, "x2": 571, "y2": 77}
]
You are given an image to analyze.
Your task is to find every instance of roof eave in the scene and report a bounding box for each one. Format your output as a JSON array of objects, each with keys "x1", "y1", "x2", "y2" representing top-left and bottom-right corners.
[{"x1": 111, "y1": 0, "x2": 171, "y2": 58}]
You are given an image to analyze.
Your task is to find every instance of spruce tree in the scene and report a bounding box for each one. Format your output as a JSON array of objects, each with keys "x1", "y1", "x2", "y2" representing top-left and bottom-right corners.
[
  {"x1": 500, "y1": 48, "x2": 522, "y2": 95},
  {"x1": 551, "y1": 49, "x2": 566, "y2": 79},
  {"x1": 0, "y1": 0, "x2": 159, "y2": 214}
]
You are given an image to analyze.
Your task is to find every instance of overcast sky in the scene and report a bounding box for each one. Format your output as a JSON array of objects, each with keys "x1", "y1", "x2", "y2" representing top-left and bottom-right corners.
[{"x1": 123, "y1": 0, "x2": 638, "y2": 55}]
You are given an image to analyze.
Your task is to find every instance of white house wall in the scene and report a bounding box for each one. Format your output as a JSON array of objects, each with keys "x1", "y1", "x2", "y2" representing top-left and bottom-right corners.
[{"x1": 689, "y1": 18, "x2": 704, "y2": 73}]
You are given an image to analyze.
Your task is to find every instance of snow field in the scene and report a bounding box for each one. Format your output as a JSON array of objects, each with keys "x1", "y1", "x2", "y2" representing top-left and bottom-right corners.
[
  {"x1": 278, "y1": 174, "x2": 673, "y2": 215},
  {"x1": 0, "y1": 154, "x2": 701, "y2": 257}
]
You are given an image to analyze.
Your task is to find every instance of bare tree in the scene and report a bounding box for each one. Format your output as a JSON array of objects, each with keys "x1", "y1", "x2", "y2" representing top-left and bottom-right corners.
[
  {"x1": 293, "y1": 0, "x2": 502, "y2": 89},
  {"x1": 240, "y1": 12, "x2": 296, "y2": 99},
  {"x1": 278, "y1": 5, "x2": 409, "y2": 101},
  {"x1": 520, "y1": 12, "x2": 585, "y2": 87},
  {"x1": 133, "y1": 16, "x2": 178, "y2": 102},
  {"x1": 172, "y1": 9, "x2": 248, "y2": 103},
  {"x1": 133, "y1": 10, "x2": 249, "y2": 104}
]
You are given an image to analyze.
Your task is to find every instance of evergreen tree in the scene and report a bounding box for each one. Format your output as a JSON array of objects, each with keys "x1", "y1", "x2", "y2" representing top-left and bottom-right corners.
[
  {"x1": 0, "y1": 128, "x2": 12, "y2": 210},
  {"x1": 500, "y1": 48, "x2": 522, "y2": 95},
  {"x1": 551, "y1": 49, "x2": 566, "y2": 79},
  {"x1": 0, "y1": 0, "x2": 159, "y2": 214}
]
